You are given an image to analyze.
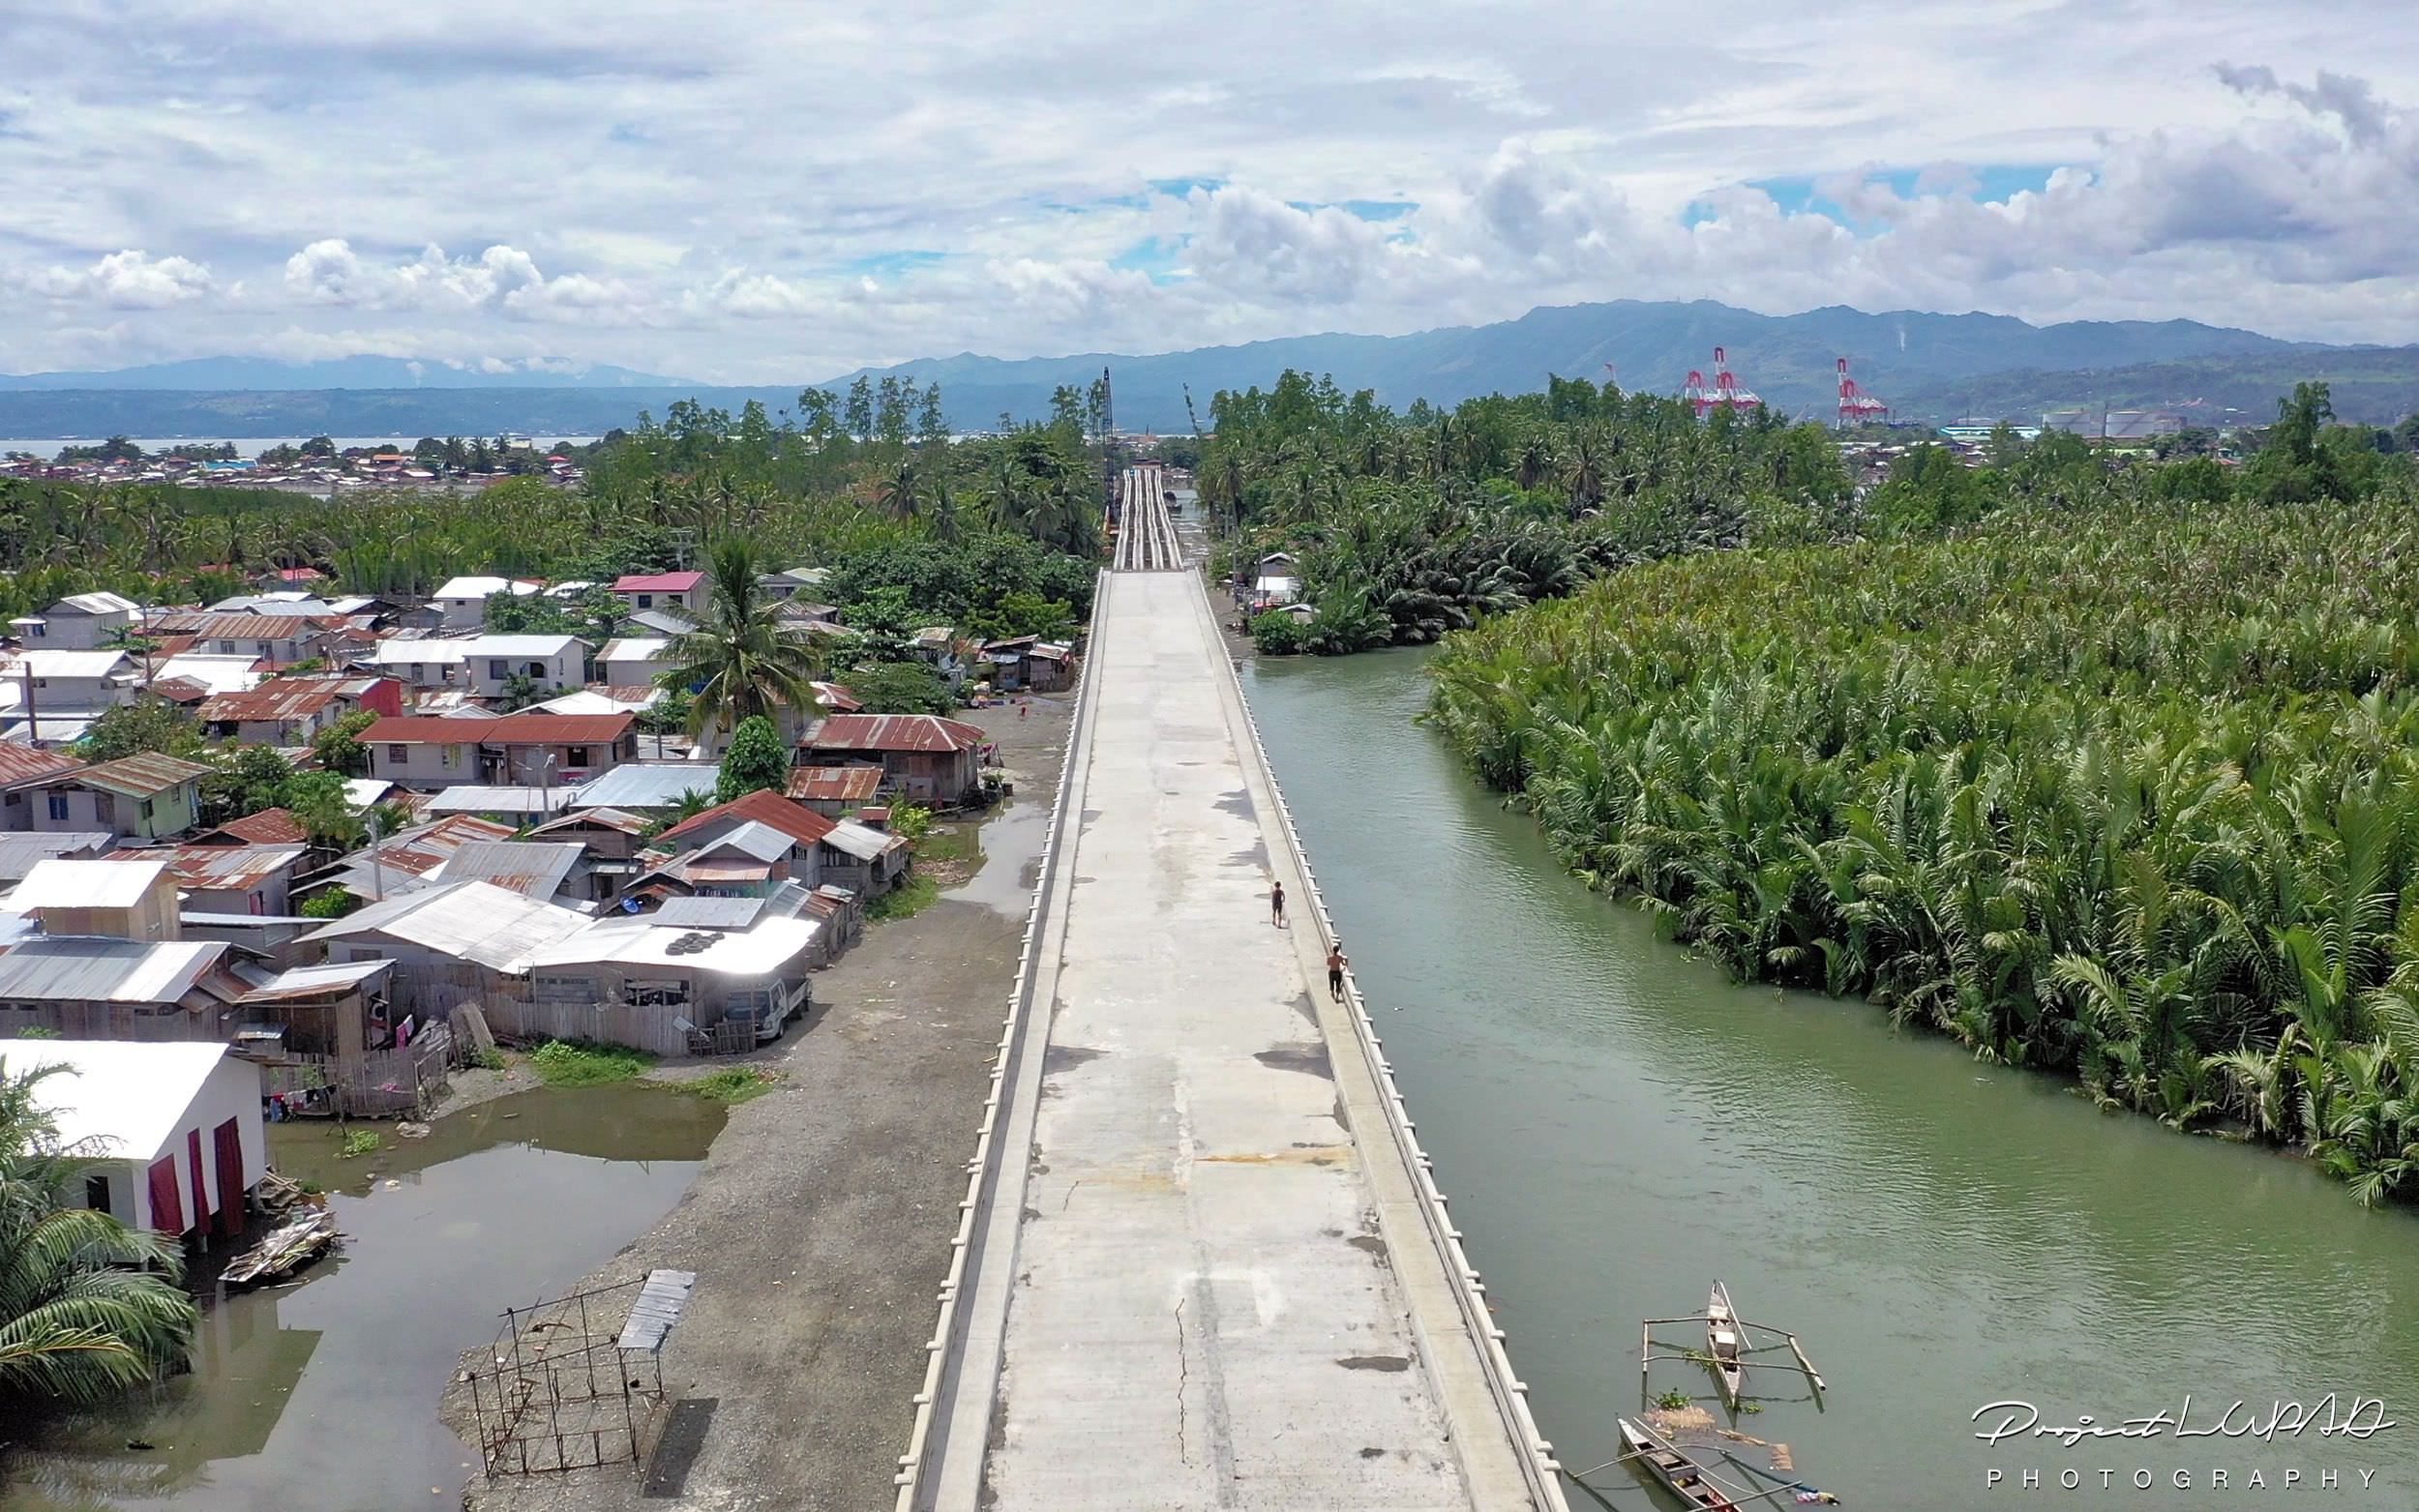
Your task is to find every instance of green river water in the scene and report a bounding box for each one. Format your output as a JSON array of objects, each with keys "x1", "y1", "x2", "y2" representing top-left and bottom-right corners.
[{"x1": 1242, "y1": 646, "x2": 2419, "y2": 1511}]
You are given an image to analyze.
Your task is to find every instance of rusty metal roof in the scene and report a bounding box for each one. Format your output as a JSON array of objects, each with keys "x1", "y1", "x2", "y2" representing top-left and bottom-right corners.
[
  {"x1": 786, "y1": 765, "x2": 882, "y2": 803},
  {"x1": 428, "y1": 840, "x2": 582, "y2": 900},
  {"x1": 805, "y1": 713, "x2": 987, "y2": 755},
  {"x1": 366, "y1": 712, "x2": 634, "y2": 745},
  {"x1": 197, "y1": 675, "x2": 376, "y2": 724},
  {"x1": 71, "y1": 753, "x2": 214, "y2": 797},
  {"x1": 659, "y1": 788, "x2": 835, "y2": 850},
  {"x1": 108, "y1": 843, "x2": 309, "y2": 892},
  {"x1": 0, "y1": 744, "x2": 84, "y2": 787},
  {"x1": 207, "y1": 808, "x2": 310, "y2": 845}
]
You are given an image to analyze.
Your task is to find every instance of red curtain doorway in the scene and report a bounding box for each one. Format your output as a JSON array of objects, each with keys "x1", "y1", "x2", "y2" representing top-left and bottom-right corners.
[{"x1": 213, "y1": 1118, "x2": 244, "y2": 1235}]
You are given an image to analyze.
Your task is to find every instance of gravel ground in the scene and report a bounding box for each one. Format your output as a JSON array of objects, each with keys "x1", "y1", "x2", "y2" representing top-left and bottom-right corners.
[{"x1": 449, "y1": 692, "x2": 1074, "y2": 1512}]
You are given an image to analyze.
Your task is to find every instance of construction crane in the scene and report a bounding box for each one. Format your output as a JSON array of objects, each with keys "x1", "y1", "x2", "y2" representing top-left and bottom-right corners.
[{"x1": 1836, "y1": 357, "x2": 1890, "y2": 428}]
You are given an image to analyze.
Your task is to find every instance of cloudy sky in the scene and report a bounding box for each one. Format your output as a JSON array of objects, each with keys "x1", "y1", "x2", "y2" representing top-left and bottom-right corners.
[{"x1": 2, "y1": 0, "x2": 2414, "y2": 382}]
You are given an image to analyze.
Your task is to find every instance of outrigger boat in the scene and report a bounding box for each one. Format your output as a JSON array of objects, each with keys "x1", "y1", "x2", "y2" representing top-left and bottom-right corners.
[
  {"x1": 1641, "y1": 1283, "x2": 1827, "y2": 1411},
  {"x1": 1707, "y1": 1281, "x2": 1745, "y2": 1408},
  {"x1": 1619, "y1": 1415, "x2": 1747, "y2": 1510}
]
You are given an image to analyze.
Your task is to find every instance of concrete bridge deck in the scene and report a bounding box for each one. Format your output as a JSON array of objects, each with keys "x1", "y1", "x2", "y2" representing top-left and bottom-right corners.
[{"x1": 908, "y1": 526, "x2": 1548, "y2": 1509}]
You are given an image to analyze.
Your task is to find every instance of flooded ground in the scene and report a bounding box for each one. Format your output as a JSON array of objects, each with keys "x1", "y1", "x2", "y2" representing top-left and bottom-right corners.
[{"x1": 1, "y1": 1084, "x2": 723, "y2": 1512}]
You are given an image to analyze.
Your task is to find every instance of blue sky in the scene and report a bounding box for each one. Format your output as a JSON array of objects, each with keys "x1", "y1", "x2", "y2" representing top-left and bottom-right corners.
[{"x1": 0, "y1": 2, "x2": 2414, "y2": 381}]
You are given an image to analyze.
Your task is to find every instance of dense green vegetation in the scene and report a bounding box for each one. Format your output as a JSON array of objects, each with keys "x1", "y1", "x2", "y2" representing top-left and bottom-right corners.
[
  {"x1": 0, "y1": 1062, "x2": 198, "y2": 1408},
  {"x1": 1199, "y1": 371, "x2": 1850, "y2": 654},
  {"x1": 1430, "y1": 447, "x2": 2419, "y2": 1201},
  {"x1": 528, "y1": 1040, "x2": 655, "y2": 1087},
  {"x1": 0, "y1": 379, "x2": 1105, "y2": 624}
]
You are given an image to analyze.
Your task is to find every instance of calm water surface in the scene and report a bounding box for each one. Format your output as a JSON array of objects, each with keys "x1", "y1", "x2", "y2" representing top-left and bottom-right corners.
[
  {"x1": 1244, "y1": 646, "x2": 2419, "y2": 1511},
  {"x1": 2, "y1": 1085, "x2": 721, "y2": 1512}
]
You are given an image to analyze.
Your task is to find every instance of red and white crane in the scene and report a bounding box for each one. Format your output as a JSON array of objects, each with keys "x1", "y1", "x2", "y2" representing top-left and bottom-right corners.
[
  {"x1": 1836, "y1": 356, "x2": 1890, "y2": 428},
  {"x1": 1682, "y1": 346, "x2": 1761, "y2": 419}
]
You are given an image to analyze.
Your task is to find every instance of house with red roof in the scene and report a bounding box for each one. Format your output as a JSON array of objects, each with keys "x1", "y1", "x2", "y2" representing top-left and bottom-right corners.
[
  {"x1": 0, "y1": 744, "x2": 86, "y2": 831},
  {"x1": 363, "y1": 711, "x2": 636, "y2": 790},
  {"x1": 611, "y1": 571, "x2": 705, "y2": 617}
]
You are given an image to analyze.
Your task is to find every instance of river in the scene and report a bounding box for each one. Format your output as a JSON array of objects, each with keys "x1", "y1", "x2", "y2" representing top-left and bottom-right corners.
[
  {"x1": 1, "y1": 1085, "x2": 722, "y2": 1512},
  {"x1": 1242, "y1": 646, "x2": 2419, "y2": 1510}
]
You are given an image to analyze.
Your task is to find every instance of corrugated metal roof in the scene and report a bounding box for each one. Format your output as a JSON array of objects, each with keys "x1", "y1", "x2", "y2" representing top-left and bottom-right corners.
[
  {"x1": 73, "y1": 752, "x2": 214, "y2": 797},
  {"x1": 454, "y1": 634, "x2": 586, "y2": 657},
  {"x1": 235, "y1": 958, "x2": 393, "y2": 1002},
  {"x1": 333, "y1": 815, "x2": 516, "y2": 886},
  {"x1": 805, "y1": 713, "x2": 987, "y2": 755},
  {"x1": 599, "y1": 637, "x2": 670, "y2": 661},
  {"x1": 110, "y1": 844, "x2": 308, "y2": 892},
  {"x1": 4, "y1": 1040, "x2": 230, "y2": 1159},
  {"x1": 531, "y1": 913, "x2": 819, "y2": 976},
  {"x1": 153, "y1": 653, "x2": 263, "y2": 694},
  {"x1": 0, "y1": 744, "x2": 84, "y2": 787},
  {"x1": 366, "y1": 712, "x2": 633, "y2": 744},
  {"x1": 786, "y1": 766, "x2": 881, "y2": 802},
  {"x1": 367, "y1": 638, "x2": 470, "y2": 666},
  {"x1": 434, "y1": 577, "x2": 540, "y2": 599},
  {"x1": 809, "y1": 682, "x2": 862, "y2": 713},
  {"x1": 210, "y1": 808, "x2": 309, "y2": 845},
  {"x1": 197, "y1": 676, "x2": 360, "y2": 724},
  {"x1": 422, "y1": 786, "x2": 576, "y2": 818},
  {"x1": 144, "y1": 611, "x2": 351, "y2": 641},
  {"x1": 530, "y1": 805, "x2": 651, "y2": 838},
  {"x1": 0, "y1": 936, "x2": 229, "y2": 1004},
  {"x1": 304, "y1": 879, "x2": 588, "y2": 971},
  {"x1": 7, "y1": 649, "x2": 134, "y2": 679},
  {"x1": 18, "y1": 856, "x2": 171, "y2": 907},
  {"x1": 52, "y1": 591, "x2": 140, "y2": 616},
  {"x1": 659, "y1": 789, "x2": 835, "y2": 850},
  {"x1": 568, "y1": 762, "x2": 719, "y2": 810},
  {"x1": 0, "y1": 832, "x2": 110, "y2": 884},
  {"x1": 612, "y1": 572, "x2": 703, "y2": 593},
  {"x1": 821, "y1": 819, "x2": 905, "y2": 862},
  {"x1": 429, "y1": 841, "x2": 582, "y2": 899},
  {"x1": 652, "y1": 895, "x2": 765, "y2": 931},
  {"x1": 531, "y1": 688, "x2": 661, "y2": 716}
]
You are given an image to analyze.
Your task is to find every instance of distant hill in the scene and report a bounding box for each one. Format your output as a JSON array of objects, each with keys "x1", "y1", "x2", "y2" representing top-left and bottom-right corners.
[
  {"x1": 0, "y1": 354, "x2": 687, "y2": 392},
  {"x1": 828, "y1": 300, "x2": 2331, "y2": 428},
  {"x1": 4, "y1": 300, "x2": 2414, "y2": 439}
]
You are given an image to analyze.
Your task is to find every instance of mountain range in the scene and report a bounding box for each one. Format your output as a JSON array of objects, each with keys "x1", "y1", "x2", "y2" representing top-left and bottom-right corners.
[{"x1": 4, "y1": 300, "x2": 2416, "y2": 439}]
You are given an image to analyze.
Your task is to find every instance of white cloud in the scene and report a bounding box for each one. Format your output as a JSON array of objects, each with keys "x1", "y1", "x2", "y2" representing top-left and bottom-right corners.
[
  {"x1": 15, "y1": 250, "x2": 213, "y2": 309},
  {"x1": 0, "y1": 3, "x2": 2415, "y2": 379}
]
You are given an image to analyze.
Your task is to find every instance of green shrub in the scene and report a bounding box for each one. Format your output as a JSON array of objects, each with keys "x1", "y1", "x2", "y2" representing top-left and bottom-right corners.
[
  {"x1": 338, "y1": 1129, "x2": 380, "y2": 1159},
  {"x1": 1249, "y1": 608, "x2": 1309, "y2": 655},
  {"x1": 680, "y1": 1069, "x2": 776, "y2": 1105},
  {"x1": 528, "y1": 1040, "x2": 655, "y2": 1086}
]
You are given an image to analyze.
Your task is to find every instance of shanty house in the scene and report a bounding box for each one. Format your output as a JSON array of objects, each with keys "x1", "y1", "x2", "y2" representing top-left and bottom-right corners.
[
  {"x1": 647, "y1": 789, "x2": 905, "y2": 900},
  {"x1": 304, "y1": 878, "x2": 589, "y2": 1019},
  {"x1": 1, "y1": 1040, "x2": 265, "y2": 1238},
  {"x1": 565, "y1": 761, "x2": 721, "y2": 814},
  {"x1": 306, "y1": 814, "x2": 514, "y2": 903},
  {"x1": 785, "y1": 765, "x2": 881, "y2": 817},
  {"x1": 428, "y1": 840, "x2": 594, "y2": 906},
  {"x1": 144, "y1": 612, "x2": 352, "y2": 667},
  {"x1": 27, "y1": 754, "x2": 212, "y2": 843},
  {"x1": 0, "y1": 935, "x2": 246, "y2": 1040},
  {"x1": 16, "y1": 856, "x2": 184, "y2": 941},
  {"x1": 800, "y1": 713, "x2": 987, "y2": 806},
  {"x1": 522, "y1": 901, "x2": 821, "y2": 1055},
  {"x1": 364, "y1": 712, "x2": 636, "y2": 790}
]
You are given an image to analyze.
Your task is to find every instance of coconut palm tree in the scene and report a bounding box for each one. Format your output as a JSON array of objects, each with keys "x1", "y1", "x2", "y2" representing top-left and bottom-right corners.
[
  {"x1": 655, "y1": 537, "x2": 822, "y2": 742},
  {"x1": 0, "y1": 1061, "x2": 198, "y2": 1408}
]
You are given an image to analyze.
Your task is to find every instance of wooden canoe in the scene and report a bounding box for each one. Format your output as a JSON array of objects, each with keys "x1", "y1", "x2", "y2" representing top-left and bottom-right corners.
[
  {"x1": 1707, "y1": 1281, "x2": 1745, "y2": 1408},
  {"x1": 1619, "y1": 1416, "x2": 1743, "y2": 1511}
]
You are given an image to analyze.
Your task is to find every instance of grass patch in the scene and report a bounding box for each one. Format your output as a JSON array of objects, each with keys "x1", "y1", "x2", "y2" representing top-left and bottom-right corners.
[
  {"x1": 468, "y1": 1045, "x2": 508, "y2": 1071},
  {"x1": 868, "y1": 871, "x2": 939, "y2": 922},
  {"x1": 529, "y1": 1039, "x2": 656, "y2": 1087},
  {"x1": 916, "y1": 825, "x2": 980, "y2": 865},
  {"x1": 337, "y1": 1129, "x2": 380, "y2": 1159},
  {"x1": 680, "y1": 1068, "x2": 777, "y2": 1105}
]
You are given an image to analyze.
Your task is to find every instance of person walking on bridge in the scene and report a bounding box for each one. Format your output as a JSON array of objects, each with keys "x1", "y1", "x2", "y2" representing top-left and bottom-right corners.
[
  {"x1": 1269, "y1": 879, "x2": 1286, "y2": 929},
  {"x1": 1326, "y1": 943, "x2": 1347, "y2": 1001}
]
